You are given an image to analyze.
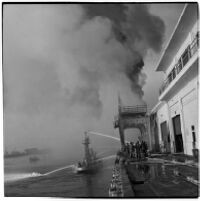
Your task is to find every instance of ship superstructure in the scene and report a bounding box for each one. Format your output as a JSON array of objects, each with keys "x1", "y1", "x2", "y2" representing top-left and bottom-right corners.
[{"x1": 74, "y1": 132, "x2": 102, "y2": 173}]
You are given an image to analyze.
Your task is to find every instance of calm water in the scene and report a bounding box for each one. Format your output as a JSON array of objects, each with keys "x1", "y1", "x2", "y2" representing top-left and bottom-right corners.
[
  {"x1": 4, "y1": 154, "x2": 117, "y2": 197},
  {"x1": 5, "y1": 155, "x2": 199, "y2": 197}
]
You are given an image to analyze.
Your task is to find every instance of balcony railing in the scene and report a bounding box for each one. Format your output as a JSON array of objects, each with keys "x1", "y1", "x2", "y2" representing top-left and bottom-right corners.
[
  {"x1": 159, "y1": 32, "x2": 199, "y2": 95},
  {"x1": 114, "y1": 104, "x2": 147, "y2": 128},
  {"x1": 120, "y1": 105, "x2": 147, "y2": 116}
]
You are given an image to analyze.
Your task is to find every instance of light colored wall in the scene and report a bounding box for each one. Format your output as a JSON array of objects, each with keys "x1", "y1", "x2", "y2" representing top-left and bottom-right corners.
[
  {"x1": 155, "y1": 61, "x2": 198, "y2": 155},
  {"x1": 156, "y1": 103, "x2": 169, "y2": 145},
  {"x1": 153, "y1": 18, "x2": 198, "y2": 155},
  {"x1": 167, "y1": 70, "x2": 198, "y2": 155},
  {"x1": 190, "y1": 21, "x2": 198, "y2": 40},
  {"x1": 182, "y1": 89, "x2": 198, "y2": 155}
]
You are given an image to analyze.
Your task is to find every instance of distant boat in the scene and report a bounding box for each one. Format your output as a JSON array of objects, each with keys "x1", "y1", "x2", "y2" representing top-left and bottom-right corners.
[
  {"x1": 29, "y1": 156, "x2": 40, "y2": 163},
  {"x1": 74, "y1": 132, "x2": 102, "y2": 173},
  {"x1": 4, "y1": 151, "x2": 26, "y2": 158}
]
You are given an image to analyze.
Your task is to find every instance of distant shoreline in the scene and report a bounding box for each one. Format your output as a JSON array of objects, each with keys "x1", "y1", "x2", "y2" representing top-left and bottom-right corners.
[
  {"x1": 4, "y1": 152, "x2": 27, "y2": 159},
  {"x1": 4, "y1": 148, "x2": 51, "y2": 159}
]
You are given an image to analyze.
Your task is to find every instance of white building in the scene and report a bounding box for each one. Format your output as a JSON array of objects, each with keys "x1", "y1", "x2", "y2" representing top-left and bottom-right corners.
[{"x1": 150, "y1": 3, "x2": 199, "y2": 156}]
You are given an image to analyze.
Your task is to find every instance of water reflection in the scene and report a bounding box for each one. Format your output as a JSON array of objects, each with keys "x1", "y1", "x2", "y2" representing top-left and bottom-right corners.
[
  {"x1": 137, "y1": 164, "x2": 150, "y2": 181},
  {"x1": 173, "y1": 168, "x2": 180, "y2": 176},
  {"x1": 171, "y1": 167, "x2": 180, "y2": 184},
  {"x1": 85, "y1": 175, "x2": 94, "y2": 197},
  {"x1": 161, "y1": 164, "x2": 166, "y2": 177},
  {"x1": 134, "y1": 163, "x2": 171, "y2": 182},
  {"x1": 131, "y1": 162, "x2": 197, "y2": 197},
  {"x1": 134, "y1": 162, "x2": 184, "y2": 185}
]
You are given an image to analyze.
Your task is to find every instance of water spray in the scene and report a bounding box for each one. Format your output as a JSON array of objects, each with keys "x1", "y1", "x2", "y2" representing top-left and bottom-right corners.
[
  {"x1": 43, "y1": 164, "x2": 75, "y2": 176},
  {"x1": 87, "y1": 131, "x2": 129, "y2": 143},
  {"x1": 87, "y1": 131, "x2": 120, "y2": 141}
]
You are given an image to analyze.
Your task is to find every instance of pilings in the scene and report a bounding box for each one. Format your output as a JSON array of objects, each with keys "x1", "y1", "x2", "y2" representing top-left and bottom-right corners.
[{"x1": 108, "y1": 164, "x2": 124, "y2": 197}]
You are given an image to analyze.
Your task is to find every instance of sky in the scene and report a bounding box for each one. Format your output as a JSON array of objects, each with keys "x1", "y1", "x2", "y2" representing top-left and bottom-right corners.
[{"x1": 3, "y1": 3, "x2": 185, "y2": 159}]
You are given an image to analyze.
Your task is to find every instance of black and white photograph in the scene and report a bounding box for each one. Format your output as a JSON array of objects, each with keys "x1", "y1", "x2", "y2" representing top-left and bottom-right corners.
[{"x1": 2, "y1": 1, "x2": 199, "y2": 198}]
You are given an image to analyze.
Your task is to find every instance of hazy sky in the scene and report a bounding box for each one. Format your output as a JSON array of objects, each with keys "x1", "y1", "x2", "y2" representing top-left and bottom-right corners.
[{"x1": 3, "y1": 3, "x2": 185, "y2": 157}]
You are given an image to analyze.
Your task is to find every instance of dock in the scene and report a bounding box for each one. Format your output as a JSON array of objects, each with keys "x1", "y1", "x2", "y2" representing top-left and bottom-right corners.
[{"x1": 111, "y1": 154, "x2": 199, "y2": 198}]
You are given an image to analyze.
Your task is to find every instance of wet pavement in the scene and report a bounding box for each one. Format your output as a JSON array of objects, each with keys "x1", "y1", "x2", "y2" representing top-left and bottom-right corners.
[
  {"x1": 124, "y1": 160, "x2": 199, "y2": 198},
  {"x1": 120, "y1": 164, "x2": 134, "y2": 197},
  {"x1": 149, "y1": 153, "x2": 198, "y2": 167}
]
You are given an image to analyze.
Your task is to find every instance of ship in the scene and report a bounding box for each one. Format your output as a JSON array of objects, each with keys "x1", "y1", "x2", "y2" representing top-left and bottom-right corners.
[
  {"x1": 74, "y1": 132, "x2": 102, "y2": 173},
  {"x1": 29, "y1": 156, "x2": 40, "y2": 163}
]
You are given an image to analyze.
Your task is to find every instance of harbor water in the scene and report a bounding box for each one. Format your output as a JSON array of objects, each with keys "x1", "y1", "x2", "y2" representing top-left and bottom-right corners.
[
  {"x1": 4, "y1": 154, "x2": 198, "y2": 197},
  {"x1": 4, "y1": 154, "x2": 120, "y2": 197}
]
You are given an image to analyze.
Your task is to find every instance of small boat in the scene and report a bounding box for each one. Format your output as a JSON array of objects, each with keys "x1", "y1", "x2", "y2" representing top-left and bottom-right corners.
[
  {"x1": 74, "y1": 132, "x2": 102, "y2": 173},
  {"x1": 29, "y1": 156, "x2": 40, "y2": 163}
]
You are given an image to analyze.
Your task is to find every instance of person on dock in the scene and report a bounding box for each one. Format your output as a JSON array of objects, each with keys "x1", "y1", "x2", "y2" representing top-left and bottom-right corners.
[
  {"x1": 144, "y1": 141, "x2": 148, "y2": 157},
  {"x1": 136, "y1": 140, "x2": 141, "y2": 160},
  {"x1": 78, "y1": 161, "x2": 82, "y2": 167},
  {"x1": 130, "y1": 142, "x2": 135, "y2": 158},
  {"x1": 134, "y1": 142, "x2": 137, "y2": 158},
  {"x1": 126, "y1": 143, "x2": 130, "y2": 156},
  {"x1": 141, "y1": 140, "x2": 148, "y2": 158},
  {"x1": 115, "y1": 155, "x2": 120, "y2": 165}
]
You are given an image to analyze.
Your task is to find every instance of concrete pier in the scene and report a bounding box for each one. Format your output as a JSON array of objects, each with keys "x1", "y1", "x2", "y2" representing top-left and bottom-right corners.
[{"x1": 119, "y1": 154, "x2": 199, "y2": 198}]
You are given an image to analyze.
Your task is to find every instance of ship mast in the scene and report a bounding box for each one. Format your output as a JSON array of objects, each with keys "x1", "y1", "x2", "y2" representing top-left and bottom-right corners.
[{"x1": 82, "y1": 132, "x2": 91, "y2": 165}]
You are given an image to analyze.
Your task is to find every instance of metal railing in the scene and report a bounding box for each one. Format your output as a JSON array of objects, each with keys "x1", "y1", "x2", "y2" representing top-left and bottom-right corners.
[
  {"x1": 120, "y1": 105, "x2": 147, "y2": 114},
  {"x1": 159, "y1": 32, "x2": 199, "y2": 95}
]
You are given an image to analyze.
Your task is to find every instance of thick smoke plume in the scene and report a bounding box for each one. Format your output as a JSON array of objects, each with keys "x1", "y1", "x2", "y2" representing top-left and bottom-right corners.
[
  {"x1": 117, "y1": 4, "x2": 165, "y2": 97},
  {"x1": 4, "y1": 4, "x2": 165, "y2": 153},
  {"x1": 122, "y1": 4, "x2": 165, "y2": 54}
]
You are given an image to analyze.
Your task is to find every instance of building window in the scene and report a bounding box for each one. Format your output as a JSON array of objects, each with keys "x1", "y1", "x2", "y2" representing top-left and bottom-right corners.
[
  {"x1": 171, "y1": 67, "x2": 176, "y2": 79},
  {"x1": 168, "y1": 72, "x2": 172, "y2": 83},
  {"x1": 182, "y1": 46, "x2": 190, "y2": 66},
  {"x1": 176, "y1": 60, "x2": 181, "y2": 74}
]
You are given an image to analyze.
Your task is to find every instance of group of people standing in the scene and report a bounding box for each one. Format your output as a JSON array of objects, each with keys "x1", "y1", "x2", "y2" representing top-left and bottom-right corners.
[{"x1": 122, "y1": 139, "x2": 148, "y2": 160}]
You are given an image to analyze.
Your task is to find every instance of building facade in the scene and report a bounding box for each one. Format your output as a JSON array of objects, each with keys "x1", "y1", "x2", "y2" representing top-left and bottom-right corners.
[{"x1": 150, "y1": 3, "x2": 199, "y2": 156}]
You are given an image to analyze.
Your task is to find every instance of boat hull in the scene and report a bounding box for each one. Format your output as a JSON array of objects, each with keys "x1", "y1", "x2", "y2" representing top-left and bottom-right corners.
[{"x1": 74, "y1": 161, "x2": 102, "y2": 174}]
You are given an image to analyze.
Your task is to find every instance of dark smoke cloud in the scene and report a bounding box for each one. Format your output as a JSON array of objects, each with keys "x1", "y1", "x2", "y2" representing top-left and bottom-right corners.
[
  {"x1": 122, "y1": 4, "x2": 165, "y2": 54},
  {"x1": 114, "y1": 4, "x2": 165, "y2": 96},
  {"x1": 125, "y1": 57, "x2": 145, "y2": 98}
]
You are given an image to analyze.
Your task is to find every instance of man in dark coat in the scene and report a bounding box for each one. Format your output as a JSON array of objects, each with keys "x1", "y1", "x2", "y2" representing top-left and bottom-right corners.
[{"x1": 136, "y1": 141, "x2": 141, "y2": 160}]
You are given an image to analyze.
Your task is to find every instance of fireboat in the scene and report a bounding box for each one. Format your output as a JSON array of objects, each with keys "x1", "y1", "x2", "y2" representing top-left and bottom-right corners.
[{"x1": 74, "y1": 132, "x2": 102, "y2": 173}]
